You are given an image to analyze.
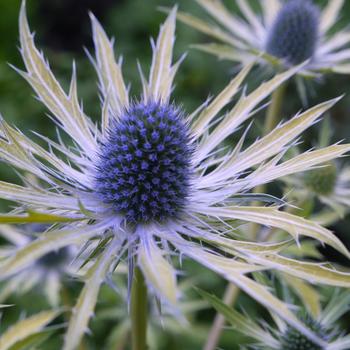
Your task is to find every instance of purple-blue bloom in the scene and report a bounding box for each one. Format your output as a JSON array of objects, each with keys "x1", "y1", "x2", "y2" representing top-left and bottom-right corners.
[
  {"x1": 266, "y1": 0, "x2": 320, "y2": 64},
  {"x1": 95, "y1": 101, "x2": 192, "y2": 224}
]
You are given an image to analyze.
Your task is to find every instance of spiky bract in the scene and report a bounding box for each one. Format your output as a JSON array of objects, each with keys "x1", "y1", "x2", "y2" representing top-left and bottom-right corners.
[{"x1": 182, "y1": 0, "x2": 350, "y2": 76}]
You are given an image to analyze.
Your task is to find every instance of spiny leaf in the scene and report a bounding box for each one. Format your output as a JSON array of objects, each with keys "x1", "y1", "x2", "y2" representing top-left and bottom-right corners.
[
  {"x1": 284, "y1": 275, "x2": 321, "y2": 318},
  {"x1": 227, "y1": 97, "x2": 341, "y2": 176},
  {"x1": 0, "y1": 310, "x2": 59, "y2": 350},
  {"x1": 196, "y1": 63, "x2": 307, "y2": 162},
  {"x1": 90, "y1": 12, "x2": 129, "y2": 115},
  {"x1": 19, "y1": 1, "x2": 96, "y2": 154},
  {"x1": 178, "y1": 240, "x2": 326, "y2": 347},
  {"x1": 0, "y1": 210, "x2": 83, "y2": 224},
  {"x1": 229, "y1": 193, "x2": 287, "y2": 206},
  {"x1": 0, "y1": 223, "x2": 106, "y2": 279},
  {"x1": 205, "y1": 206, "x2": 350, "y2": 259},
  {"x1": 192, "y1": 63, "x2": 252, "y2": 137},
  {"x1": 148, "y1": 7, "x2": 177, "y2": 102},
  {"x1": 63, "y1": 238, "x2": 119, "y2": 350},
  {"x1": 139, "y1": 234, "x2": 177, "y2": 304},
  {"x1": 197, "y1": 288, "x2": 279, "y2": 348}
]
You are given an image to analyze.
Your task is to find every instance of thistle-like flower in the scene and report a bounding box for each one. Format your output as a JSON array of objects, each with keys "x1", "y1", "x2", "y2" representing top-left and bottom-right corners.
[
  {"x1": 0, "y1": 225, "x2": 73, "y2": 307},
  {"x1": 179, "y1": 0, "x2": 350, "y2": 75},
  {"x1": 285, "y1": 161, "x2": 350, "y2": 226},
  {"x1": 282, "y1": 121, "x2": 350, "y2": 225},
  {"x1": 200, "y1": 287, "x2": 350, "y2": 350},
  {"x1": 265, "y1": 0, "x2": 319, "y2": 66},
  {"x1": 1, "y1": 2, "x2": 350, "y2": 349},
  {"x1": 280, "y1": 315, "x2": 329, "y2": 350}
]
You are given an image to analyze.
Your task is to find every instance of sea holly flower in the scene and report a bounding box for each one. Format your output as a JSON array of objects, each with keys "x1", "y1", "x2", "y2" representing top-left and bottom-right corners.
[
  {"x1": 284, "y1": 161, "x2": 350, "y2": 225},
  {"x1": 1, "y1": 2, "x2": 350, "y2": 349},
  {"x1": 282, "y1": 121, "x2": 350, "y2": 226},
  {"x1": 199, "y1": 286, "x2": 350, "y2": 350},
  {"x1": 265, "y1": 0, "x2": 319, "y2": 66},
  {"x1": 0, "y1": 225, "x2": 74, "y2": 307},
  {"x1": 177, "y1": 0, "x2": 350, "y2": 76}
]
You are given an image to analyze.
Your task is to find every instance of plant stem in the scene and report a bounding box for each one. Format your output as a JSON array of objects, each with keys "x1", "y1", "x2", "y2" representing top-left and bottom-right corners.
[
  {"x1": 251, "y1": 82, "x2": 287, "y2": 239},
  {"x1": 203, "y1": 284, "x2": 239, "y2": 350},
  {"x1": 131, "y1": 266, "x2": 148, "y2": 350},
  {"x1": 264, "y1": 82, "x2": 287, "y2": 134},
  {"x1": 204, "y1": 83, "x2": 288, "y2": 350}
]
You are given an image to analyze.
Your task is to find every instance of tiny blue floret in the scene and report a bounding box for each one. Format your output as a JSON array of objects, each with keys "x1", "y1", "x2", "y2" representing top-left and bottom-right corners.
[
  {"x1": 266, "y1": 0, "x2": 320, "y2": 64},
  {"x1": 95, "y1": 101, "x2": 192, "y2": 224}
]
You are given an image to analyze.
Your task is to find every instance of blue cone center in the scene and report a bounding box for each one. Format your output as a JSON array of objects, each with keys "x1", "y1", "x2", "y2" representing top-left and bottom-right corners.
[
  {"x1": 95, "y1": 101, "x2": 192, "y2": 224},
  {"x1": 266, "y1": 0, "x2": 320, "y2": 64}
]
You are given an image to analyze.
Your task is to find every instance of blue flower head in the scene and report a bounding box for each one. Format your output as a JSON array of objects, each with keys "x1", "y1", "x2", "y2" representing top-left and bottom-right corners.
[
  {"x1": 280, "y1": 314, "x2": 329, "y2": 350},
  {"x1": 266, "y1": 0, "x2": 320, "y2": 64},
  {"x1": 95, "y1": 101, "x2": 192, "y2": 224}
]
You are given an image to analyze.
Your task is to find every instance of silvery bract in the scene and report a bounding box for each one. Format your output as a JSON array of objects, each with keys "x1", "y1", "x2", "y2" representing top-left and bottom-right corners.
[
  {"x1": 179, "y1": 0, "x2": 350, "y2": 75},
  {"x1": 283, "y1": 121, "x2": 350, "y2": 225},
  {"x1": 285, "y1": 161, "x2": 350, "y2": 225},
  {"x1": 0, "y1": 224, "x2": 74, "y2": 307},
  {"x1": 200, "y1": 286, "x2": 350, "y2": 350},
  {"x1": 0, "y1": 310, "x2": 59, "y2": 349}
]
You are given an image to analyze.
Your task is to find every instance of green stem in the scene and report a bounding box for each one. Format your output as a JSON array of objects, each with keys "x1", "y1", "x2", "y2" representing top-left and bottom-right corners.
[
  {"x1": 131, "y1": 266, "x2": 148, "y2": 350},
  {"x1": 203, "y1": 284, "x2": 239, "y2": 350},
  {"x1": 204, "y1": 83, "x2": 288, "y2": 350},
  {"x1": 251, "y1": 82, "x2": 287, "y2": 239},
  {"x1": 264, "y1": 82, "x2": 287, "y2": 134}
]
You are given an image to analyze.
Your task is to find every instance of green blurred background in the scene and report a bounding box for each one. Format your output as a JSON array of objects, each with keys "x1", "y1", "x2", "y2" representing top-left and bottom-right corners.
[{"x1": 0, "y1": 0, "x2": 350, "y2": 349}]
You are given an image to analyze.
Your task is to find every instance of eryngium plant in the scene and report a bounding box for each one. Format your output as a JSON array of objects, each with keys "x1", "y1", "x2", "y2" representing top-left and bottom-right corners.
[
  {"x1": 1, "y1": 2, "x2": 350, "y2": 349},
  {"x1": 265, "y1": 0, "x2": 319, "y2": 65},
  {"x1": 200, "y1": 287, "x2": 350, "y2": 350},
  {"x1": 0, "y1": 225, "x2": 74, "y2": 307},
  {"x1": 282, "y1": 120, "x2": 350, "y2": 225},
  {"x1": 285, "y1": 160, "x2": 350, "y2": 225},
  {"x1": 178, "y1": 0, "x2": 350, "y2": 75},
  {"x1": 0, "y1": 310, "x2": 60, "y2": 349}
]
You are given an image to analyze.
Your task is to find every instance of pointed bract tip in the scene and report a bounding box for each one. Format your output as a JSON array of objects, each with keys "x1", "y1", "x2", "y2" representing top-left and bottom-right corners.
[
  {"x1": 19, "y1": 0, "x2": 27, "y2": 22},
  {"x1": 88, "y1": 11, "x2": 98, "y2": 24},
  {"x1": 325, "y1": 95, "x2": 344, "y2": 108},
  {"x1": 166, "y1": 5, "x2": 178, "y2": 24}
]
